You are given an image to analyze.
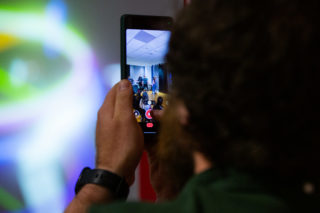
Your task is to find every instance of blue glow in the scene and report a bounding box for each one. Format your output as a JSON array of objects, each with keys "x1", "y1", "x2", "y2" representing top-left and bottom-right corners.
[
  {"x1": 44, "y1": 0, "x2": 68, "y2": 59},
  {"x1": 46, "y1": 0, "x2": 67, "y2": 23}
]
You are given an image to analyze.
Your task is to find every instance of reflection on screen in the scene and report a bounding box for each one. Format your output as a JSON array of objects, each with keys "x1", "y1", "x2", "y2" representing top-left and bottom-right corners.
[{"x1": 126, "y1": 29, "x2": 171, "y2": 126}]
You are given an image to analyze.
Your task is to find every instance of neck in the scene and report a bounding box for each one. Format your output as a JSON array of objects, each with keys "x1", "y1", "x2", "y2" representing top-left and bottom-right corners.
[{"x1": 193, "y1": 152, "x2": 213, "y2": 174}]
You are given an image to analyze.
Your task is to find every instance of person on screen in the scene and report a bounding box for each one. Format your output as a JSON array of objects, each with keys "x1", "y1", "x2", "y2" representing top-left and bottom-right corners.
[
  {"x1": 153, "y1": 96, "x2": 163, "y2": 110},
  {"x1": 66, "y1": 0, "x2": 320, "y2": 212},
  {"x1": 143, "y1": 76, "x2": 148, "y2": 90},
  {"x1": 139, "y1": 90, "x2": 150, "y2": 111},
  {"x1": 152, "y1": 77, "x2": 157, "y2": 94},
  {"x1": 137, "y1": 75, "x2": 143, "y2": 89}
]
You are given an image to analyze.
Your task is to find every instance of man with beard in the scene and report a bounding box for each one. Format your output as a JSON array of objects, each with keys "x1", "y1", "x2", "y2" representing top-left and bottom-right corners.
[{"x1": 66, "y1": 0, "x2": 320, "y2": 212}]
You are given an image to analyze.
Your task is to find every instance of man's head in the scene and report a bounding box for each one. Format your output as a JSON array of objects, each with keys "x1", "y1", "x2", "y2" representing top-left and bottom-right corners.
[
  {"x1": 156, "y1": 99, "x2": 194, "y2": 200},
  {"x1": 158, "y1": 0, "x2": 320, "y2": 190}
]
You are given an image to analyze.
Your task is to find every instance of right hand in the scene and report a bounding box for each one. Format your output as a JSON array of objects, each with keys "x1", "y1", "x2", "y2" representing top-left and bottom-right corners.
[{"x1": 95, "y1": 80, "x2": 144, "y2": 185}]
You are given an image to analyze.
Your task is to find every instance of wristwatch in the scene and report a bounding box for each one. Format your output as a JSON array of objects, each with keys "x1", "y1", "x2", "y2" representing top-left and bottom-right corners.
[{"x1": 75, "y1": 167, "x2": 129, "y2": 200}]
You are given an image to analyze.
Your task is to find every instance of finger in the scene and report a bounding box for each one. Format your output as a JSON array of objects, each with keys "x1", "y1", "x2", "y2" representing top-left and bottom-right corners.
[
  {"x1": 99, "y1": 82, "x2": 119, "y2": 119},
  {"x1": 151, "y1": 109, "x2": 164, "y2": 121},
  {"x1": 114, "y1": 80, "x2": 133, "y2": 118}
]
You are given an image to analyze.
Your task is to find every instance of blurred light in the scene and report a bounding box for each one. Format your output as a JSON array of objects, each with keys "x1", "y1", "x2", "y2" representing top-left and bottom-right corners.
[
  {"x1": 9, "y1": 59, "x2": 29, "y2": 87},
  {"x1": 0, "y1": 7, "x2": 101, "y2": 213},
  {"x1": 102, "y1": 63, "x2": 121, "y2": 87},
  {"x1": 0, "y1": 9, "x2": 95, "y2": 129},
  {"x1": 44, "y1": 0, "x2": 68, "y2": 58},
  {"x1": 0, "y1": 34, "x2": 19, "y2": 51},
  {"x1": 46, "y1": 0, "x2": 67, "y2": 23},
  {"x1": 0, "y1": 187, "x2": 23, "y2": 211}
]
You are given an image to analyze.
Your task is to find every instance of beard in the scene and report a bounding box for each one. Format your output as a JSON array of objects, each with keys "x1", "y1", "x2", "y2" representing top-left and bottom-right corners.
[{"x1": 151, "y1": 101, "x2": 195, "y2": 201}]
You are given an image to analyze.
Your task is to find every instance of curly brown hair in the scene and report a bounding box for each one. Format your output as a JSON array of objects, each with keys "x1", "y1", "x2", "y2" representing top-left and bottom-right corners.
[{"x1": 166, "y1": 0, "x2": 320, "y2": 179}]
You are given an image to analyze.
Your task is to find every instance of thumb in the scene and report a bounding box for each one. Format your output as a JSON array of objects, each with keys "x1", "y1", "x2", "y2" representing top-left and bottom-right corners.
[{"x1": 114, "y1": 80, "x2": 133, "y2": 118}]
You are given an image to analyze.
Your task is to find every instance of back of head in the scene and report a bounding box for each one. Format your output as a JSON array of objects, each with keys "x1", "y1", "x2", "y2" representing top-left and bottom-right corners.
[
  {"x1": 167, "y1": 0, "x2": 320, "y2": 179},
  {"x1": 157, "y1": 96, "x2": 163, "y2": 105}
]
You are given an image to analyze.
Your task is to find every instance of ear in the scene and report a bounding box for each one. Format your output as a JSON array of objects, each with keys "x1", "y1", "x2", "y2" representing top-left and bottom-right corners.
[{"x1": 176, "y1": 101, "x2": 189, "y2": 126}]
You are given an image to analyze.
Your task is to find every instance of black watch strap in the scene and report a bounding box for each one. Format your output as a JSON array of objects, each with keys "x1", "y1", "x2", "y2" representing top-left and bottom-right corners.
[{"x1": 75, "y1": 167, "x2": 129, "y2": 200}]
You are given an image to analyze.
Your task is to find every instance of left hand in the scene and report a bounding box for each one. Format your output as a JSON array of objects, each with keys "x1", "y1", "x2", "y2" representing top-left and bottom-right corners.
[{"x1": 95, "y1": 80, "x2": 144, "y2": 184}]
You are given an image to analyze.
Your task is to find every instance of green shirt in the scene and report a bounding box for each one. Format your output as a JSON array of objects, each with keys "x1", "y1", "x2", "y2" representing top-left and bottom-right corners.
[{"x1": 90, "y1": 168, "x2": 318, "y2": 213}]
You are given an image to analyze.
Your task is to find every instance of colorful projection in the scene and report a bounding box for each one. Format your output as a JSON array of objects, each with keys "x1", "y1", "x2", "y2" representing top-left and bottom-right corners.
[{"x1": 0, "y1": 2, "x2": 104, "y2": 212}]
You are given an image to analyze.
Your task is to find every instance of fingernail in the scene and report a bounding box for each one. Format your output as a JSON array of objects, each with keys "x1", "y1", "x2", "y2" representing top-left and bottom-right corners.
[{"x1": 119, "y1": 80, "x2": 130, "y2": 91}]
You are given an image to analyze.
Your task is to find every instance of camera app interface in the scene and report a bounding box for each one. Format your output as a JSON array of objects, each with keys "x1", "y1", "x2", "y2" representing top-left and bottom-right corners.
[{"x1": 126, "y1": 29, "x2": 171, "y2": 127}]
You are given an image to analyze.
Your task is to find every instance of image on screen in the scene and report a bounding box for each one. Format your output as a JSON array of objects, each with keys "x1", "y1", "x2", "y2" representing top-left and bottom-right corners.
[{"x1": 126, "y1": 29, "x2": 171, "y2": 125}]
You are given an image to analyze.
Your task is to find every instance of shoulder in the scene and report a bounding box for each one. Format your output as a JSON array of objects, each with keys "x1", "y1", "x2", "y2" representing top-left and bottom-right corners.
[{"x1": 89, "y1": 168, "x2": 292, "y2": 213}]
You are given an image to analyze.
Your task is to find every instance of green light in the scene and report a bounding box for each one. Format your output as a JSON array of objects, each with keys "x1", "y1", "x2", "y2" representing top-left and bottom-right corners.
[
  {"x1": 0, "y1": 187, "x2": 24, "y2": 211},
  {"x1": 0, "y1": 67, "x2": 36, "y2": 104}
]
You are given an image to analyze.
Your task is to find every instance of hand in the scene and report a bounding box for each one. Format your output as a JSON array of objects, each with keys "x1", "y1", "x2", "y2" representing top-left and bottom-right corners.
[
  {"x1": 95, "y1": 80, "x2": 144, "y2": 184},
  {"x1": 66, "y1": 80, "x2": 143, "y2": 212}
]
